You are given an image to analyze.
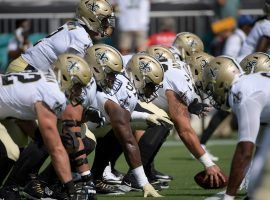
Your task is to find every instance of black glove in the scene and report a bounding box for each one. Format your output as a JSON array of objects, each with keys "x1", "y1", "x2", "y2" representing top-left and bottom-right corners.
[
  {"x1": 188, "y1": 98, "x2": 210, "y2": 116},
  {"x1": 83, "y1": 107, "x2": 105, "y2": 126}
]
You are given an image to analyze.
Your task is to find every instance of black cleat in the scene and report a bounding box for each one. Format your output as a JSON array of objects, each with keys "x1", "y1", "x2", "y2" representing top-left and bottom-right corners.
[
  {"x1": 152, "y1": 169, "x2": 173, "y2": 182},
  {"x1": 0, "y1": 185, "x2": 21, "y2": 200},
  {"x1": 95, "y1": 180, "x2": 125, "y2": 195}
]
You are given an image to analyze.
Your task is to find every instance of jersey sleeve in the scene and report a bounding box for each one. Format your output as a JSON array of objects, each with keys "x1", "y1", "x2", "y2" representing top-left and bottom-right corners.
[
  {"x1": 163, "y1": 69, "x2": 195, "y2": 106},
  {"x1": 38, "y1": 81, "x2": 67, "y2": 118},
  {"x1": 68, "y1": 27, "x2": 93, "y2": 57},
  {"x1": 231, "y1": 91, "x2": 266, "y2": 143}
]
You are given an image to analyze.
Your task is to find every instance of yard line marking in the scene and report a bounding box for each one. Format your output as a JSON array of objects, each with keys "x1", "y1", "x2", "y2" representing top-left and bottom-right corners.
[
  {"x1": 204, "y1": 190, "x2": 226, "y2": 200},
  {"x1": 164, "y1": 139, "x2": 236, "y2": 147}
]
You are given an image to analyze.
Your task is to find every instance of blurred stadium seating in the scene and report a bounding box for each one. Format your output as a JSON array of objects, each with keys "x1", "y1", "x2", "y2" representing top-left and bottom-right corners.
[{"x1": 0, "y1": 0, "x2": 265, "y2": 72}]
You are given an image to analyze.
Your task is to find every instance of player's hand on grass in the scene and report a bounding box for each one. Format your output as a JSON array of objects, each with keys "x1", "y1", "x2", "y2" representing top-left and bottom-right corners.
[
  {"x1": 204, "y1": 165, "x2": 227, "y2": 188},
  {"x1": 143, "y1": 183, "x2": 163, "y2": 197}
]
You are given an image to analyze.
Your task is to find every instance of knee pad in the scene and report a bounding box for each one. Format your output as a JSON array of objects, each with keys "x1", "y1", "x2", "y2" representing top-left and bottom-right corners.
[
  {"x1": 61, "y1": 120, "x2": 82, "y2": 152},
  {"x1": 61, "y1": 130, "x2": 81, "y2": 152}
]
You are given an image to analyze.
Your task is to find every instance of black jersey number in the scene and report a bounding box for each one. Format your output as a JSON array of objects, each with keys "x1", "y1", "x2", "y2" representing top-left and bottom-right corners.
[{"x1": 2, "y1": 74, "x2": 41, "y2": 85}]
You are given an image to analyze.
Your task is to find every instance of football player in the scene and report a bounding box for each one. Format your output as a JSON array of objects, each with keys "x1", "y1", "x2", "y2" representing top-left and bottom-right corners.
[
  {"x1": 7, "y1": 0, "x2": 115, "y2": 73},
  {"x1": 203, "y1": 56, "x2": 270, "y2": 200},
  {"x1": 84, "y1": 44, "x2": 164, "y2": 197},
  {"x1": 145, "y1": 45, "x2": 226, "y2": 187},
  {"x1": 237, "y1": 0, "x2": 270, "y2": 61},
  {"x1": 0, "y1": 54, "x2": 92, "y2": 199},
  {"x1": 172, "y1": 32, "x2": 204, "y2": 61},
  {"x1": 240, "y1": 52, "x2": 270, "y2": 74}
]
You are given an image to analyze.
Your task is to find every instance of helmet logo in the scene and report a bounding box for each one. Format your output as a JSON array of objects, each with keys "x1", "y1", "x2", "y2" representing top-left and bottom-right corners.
[
  {"x1": 67, "y1": 60, "x2": 80, "y2": 74},
  {"x1": 155, "y1": 52, "x2": 167, "y2": 62},
  {"x1": 96, "y1": 51, "x2": 109, "y2": 64},
  {"x1": 86, "y1": 1, "x2": 100, "y2": 12},
  {"x1": 200, "y1": 59, "x2": 208, "y2": 69},
  {"x1": 139, "y1": 61, "x2": 151, "y2": 73},
  {"x1": 209, "y1": 67, "x2": 218, "y2": 79},
  {"x1": 245, "y1": 60, "x2": 257, "y2": 73}
]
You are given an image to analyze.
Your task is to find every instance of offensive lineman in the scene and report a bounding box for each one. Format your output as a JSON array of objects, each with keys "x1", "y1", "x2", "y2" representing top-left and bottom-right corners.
[
  {"x1": 0, "y1": 54, "x2": 92, "y2": 199},
  {"x1": 146, "y1": 45, "x2": 226, "y2": 187},
  {"x1": 84, "y1": 44, "x2": 164, "y2": 197},
  {"x1": 1, "y1": 0, "x2": 114, "y2": 198}
]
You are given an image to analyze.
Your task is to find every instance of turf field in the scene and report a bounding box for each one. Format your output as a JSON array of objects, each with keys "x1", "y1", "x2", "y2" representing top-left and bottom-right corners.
[{"x1": 97, "y1": 139, "x2": 247, "y2": 200}]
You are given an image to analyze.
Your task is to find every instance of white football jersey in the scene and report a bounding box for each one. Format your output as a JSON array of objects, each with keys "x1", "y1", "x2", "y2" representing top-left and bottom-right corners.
[
  {"x1": 152, "y1": 61, "x2": 197, "y2": 112},
  {"x1": 22, "y1": 20, "x2": 93, "y2": 72},
  {"x1": 93, "y1": 74, "x2": 137, "y2": 124},
  {"x1": 81, "y1": 77, "x2": 98, "y2": 109},
  {"x1": 238, "y1": 19, "x2": 270, "y2": 61},
  {"x1": 0, "y1": 71, "x2": 66, "y2": 120},
  {"x1": 228, "y1": 72, "x2": 270, "y2": 143}
]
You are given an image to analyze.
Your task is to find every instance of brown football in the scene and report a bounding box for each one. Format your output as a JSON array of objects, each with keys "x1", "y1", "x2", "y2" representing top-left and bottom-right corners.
[{"x1": 194, "y1": 170, "x2": 228, "y2": 189}]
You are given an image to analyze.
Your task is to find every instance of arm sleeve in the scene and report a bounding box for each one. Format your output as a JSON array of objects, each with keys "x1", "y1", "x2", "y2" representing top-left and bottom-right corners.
[{"x1": 234, "y1": 92, "x2": 266, "y2": 143}]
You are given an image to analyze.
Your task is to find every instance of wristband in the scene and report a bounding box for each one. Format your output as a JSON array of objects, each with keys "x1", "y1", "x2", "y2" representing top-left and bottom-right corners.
[{"x1": 198, "y1": 153, "x2": 215, "y2": 168}]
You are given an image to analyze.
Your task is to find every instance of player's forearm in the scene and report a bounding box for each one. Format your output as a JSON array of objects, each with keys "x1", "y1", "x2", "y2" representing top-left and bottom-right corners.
[
  {"x1": 175, "y1": 126, "x2": 205, "y2": 158},
  {"x1": 226, "y1": 142, "x2": 254, "y2": 196}
]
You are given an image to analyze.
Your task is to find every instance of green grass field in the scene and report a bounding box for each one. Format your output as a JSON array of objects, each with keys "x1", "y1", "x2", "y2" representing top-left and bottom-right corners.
[{"x1": 97, "y1": 140, "x2": 247, "y2": 200}]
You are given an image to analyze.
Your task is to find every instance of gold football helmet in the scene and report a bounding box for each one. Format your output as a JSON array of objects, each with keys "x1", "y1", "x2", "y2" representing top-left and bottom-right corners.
[
  {"x1": 172, "y1": 32, "x2": 204, "y2": 61},
  {"x1": 203, "y1": 56, "x2": 242, "y2": 110},
  {"x1": 85, "y1": 44, "x2": 123, "y2": 92},
  {"x1": 77, "y1": 0, "x2": 115, "y2": 37},
  {"x1": 54, "y1": 53, "x2": 92, "y2": 104},
  {"x1": 126, "y1": 53, "x2": 164, "y2": 102},
  {"x1": 240, "y1": 52, "x2": 270, "y2": 74},
  {"x1": 146, "y1": 45, "x2": 175, "y2": 63},
  {"x1": 186, "y1": 52, "x2": 214, "y2": 92}
]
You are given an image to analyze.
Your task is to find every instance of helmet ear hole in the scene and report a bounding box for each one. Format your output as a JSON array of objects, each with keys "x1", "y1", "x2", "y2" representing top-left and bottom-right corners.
[
  {"x1": 195, "y1": 69, "x2": 199, "y2": 75},
  {"x1": 219, "y1": 82, "x2": 224, "y2": 88},
  {"x1": 135, "y1": 75, "x2": 140, "y2": 81},
  {"x1": 62, "y1": 75, "x2": 67, "y2": 81}
]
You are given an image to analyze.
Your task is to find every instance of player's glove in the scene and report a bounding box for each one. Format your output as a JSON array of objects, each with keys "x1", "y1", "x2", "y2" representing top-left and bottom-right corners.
[
  {"x1": 188, "y1": 98, "x2": 210, "y2": 116},
  {"x1": 143, "y1": 183, "x2": 163, "y2": 198},
  {"x1": 83, "y1": 107, "x2": 105, "y2": 126},
  {"x1": 146, "y1": 114, "x2": 173, "y2": 127}
]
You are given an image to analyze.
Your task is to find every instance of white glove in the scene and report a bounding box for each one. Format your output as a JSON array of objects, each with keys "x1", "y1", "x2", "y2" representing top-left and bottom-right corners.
[
  {"x1": 143, "y1": 183, "x2": 163, "y2": 198},
  {"x1": 146, "y1": 114, "x2": 173, "y2": 127}
]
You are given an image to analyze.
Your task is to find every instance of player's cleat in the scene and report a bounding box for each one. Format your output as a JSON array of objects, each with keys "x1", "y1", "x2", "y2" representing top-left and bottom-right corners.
[
  {"x1": 121, "y1": 172, "x2": 162, "y2": 192},
  {"x1": 152, "y1": 169, "x2": 173, "y2": 182},
  {"x1": 102, "y1": 163, "x2": 122, "y2": 185},
  {"x1": 23, "y1": 179, "x2": 71, "y2": 200},
  {"x1": 94, "y1": 180, "x2": 125, "y2": 195},
  {"x1": 111, "y1": 168, "x2": 125, "y2": 180},
  {"x1": 0, "y1": 185, "x2": 21, "y2": 200}
]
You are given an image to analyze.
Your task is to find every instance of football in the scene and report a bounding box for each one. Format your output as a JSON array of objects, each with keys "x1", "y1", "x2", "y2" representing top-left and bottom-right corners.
[{"x1": 194, "y1": 170, "x2": 228, "y2": 189}]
